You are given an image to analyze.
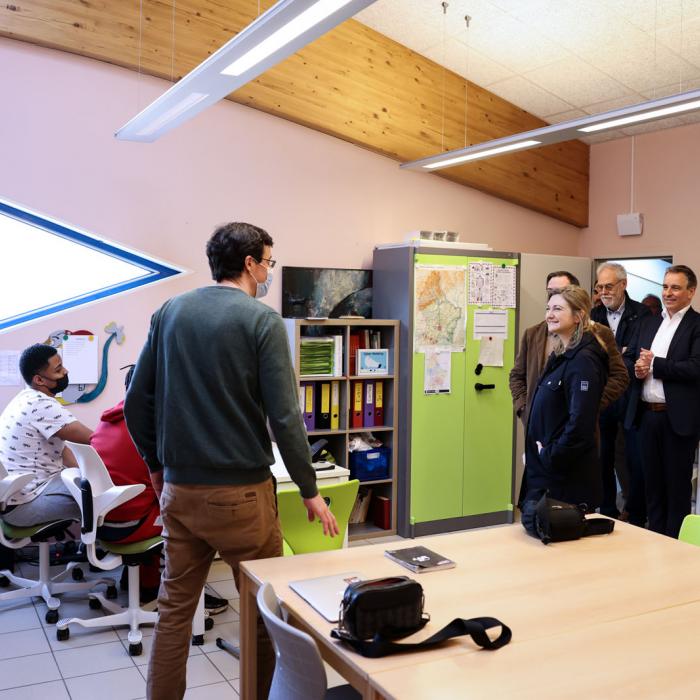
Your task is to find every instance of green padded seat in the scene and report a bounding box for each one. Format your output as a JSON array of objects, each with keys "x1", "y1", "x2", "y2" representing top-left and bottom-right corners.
[
  {"x1": 100, "y1": 535, "x2": 163, "y2": 556},
  {"x1": 679, "y1": 514, "x2": 700, "y2": 546}
]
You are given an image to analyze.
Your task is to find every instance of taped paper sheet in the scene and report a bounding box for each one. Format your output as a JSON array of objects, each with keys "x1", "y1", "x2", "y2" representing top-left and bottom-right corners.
[{"x1": 424, "y1": 349, "x2": 451, "y2": 395}]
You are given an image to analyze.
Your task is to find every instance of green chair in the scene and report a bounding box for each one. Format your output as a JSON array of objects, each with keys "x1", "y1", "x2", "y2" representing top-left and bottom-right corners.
[
  {"x1": 277, "y1": 480, "x2": 359, "y2": 555},
  {"x1": 678, "y1": 514, "x2": 700, "y2": 546}
]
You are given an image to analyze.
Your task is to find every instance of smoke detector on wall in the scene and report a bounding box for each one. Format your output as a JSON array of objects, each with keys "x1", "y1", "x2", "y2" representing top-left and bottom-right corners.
[{"x1": 616, "y1": 212, "x2": 644, "y2": 237}]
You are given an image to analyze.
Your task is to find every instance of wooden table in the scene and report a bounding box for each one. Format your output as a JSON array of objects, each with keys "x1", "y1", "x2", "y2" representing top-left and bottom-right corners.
[{"x1": 239, "y1": 522, "x2": 700, "y2": 699}]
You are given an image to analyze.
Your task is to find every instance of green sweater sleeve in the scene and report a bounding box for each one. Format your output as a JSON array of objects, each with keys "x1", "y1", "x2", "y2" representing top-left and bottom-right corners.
[{"x1": 257, "y1": 312, "x2": 318, "y2": 499}]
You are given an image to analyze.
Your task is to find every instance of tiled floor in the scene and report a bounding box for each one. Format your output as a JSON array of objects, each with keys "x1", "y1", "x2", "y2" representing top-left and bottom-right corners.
[{"x1": 0, "y1": 535, "x2": 404, "y2": 699}]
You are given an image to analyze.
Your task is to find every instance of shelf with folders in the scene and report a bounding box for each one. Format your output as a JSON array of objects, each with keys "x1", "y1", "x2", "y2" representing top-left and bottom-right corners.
[{"x1": 284, "y1": 318, "x2": 399, "y2": 540}]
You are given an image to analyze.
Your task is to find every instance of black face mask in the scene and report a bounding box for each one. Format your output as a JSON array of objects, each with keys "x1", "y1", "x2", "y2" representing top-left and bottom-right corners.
[{"x1": 40, "y1": 374, "x2": 69, "y2": 395}]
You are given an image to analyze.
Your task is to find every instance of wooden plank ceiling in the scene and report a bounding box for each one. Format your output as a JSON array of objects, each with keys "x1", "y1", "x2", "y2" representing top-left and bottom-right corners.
[{"x1": 0, "y1": 1, "x2": 589, "y2": 227}]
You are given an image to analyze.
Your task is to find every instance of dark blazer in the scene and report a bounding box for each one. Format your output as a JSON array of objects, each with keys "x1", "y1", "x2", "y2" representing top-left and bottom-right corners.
[
  {"x1": 591, "y1": 292, "x2": 649, "y2": 358},
  {"x1": 524, "y1": 332, "x2": 608, "y2": 508},
  {"x1": 624, "y1": 306, "x2": 700, "y2": 437}
]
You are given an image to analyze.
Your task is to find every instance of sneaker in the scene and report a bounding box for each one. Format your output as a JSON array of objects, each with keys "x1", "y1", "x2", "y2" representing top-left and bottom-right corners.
[{"x1": 204, "y1": 593, "x2": 228, "y2": 615}]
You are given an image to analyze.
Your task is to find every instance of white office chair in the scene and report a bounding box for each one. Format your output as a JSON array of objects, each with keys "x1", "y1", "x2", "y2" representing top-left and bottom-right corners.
[
  {"x1": 0, "y1": 459, "x2": 112, "y2": 622},
  {"x1": 257, "y1": 582, "x2": 360, "y2": 700},
  {"x1": 58, "y1": 442, "x2": 211, "y2": 655}
]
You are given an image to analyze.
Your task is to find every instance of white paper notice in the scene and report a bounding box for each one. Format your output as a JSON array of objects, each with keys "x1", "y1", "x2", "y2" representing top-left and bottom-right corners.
[
  {"x1": 424, "y1": 350, "x2": 451, "y2": 395},
  {"x1": 478, "y1": 337, "x2": 504, "y2": 367},
  {"x1": 0, "y1": 351, "x2": 22, "y2": 386},
  {"x1": 468, "y1": 262, "x2": 493, "y2": 305},
  {"x1": 60, "y1": 335, "x2": 99, "y2": 384},
  {"x1": 473, "y1": 310, "x2": 509, "y2": 340},
  {"x1": 491, "y1": 265, "x2": 517, "y2": 308}
]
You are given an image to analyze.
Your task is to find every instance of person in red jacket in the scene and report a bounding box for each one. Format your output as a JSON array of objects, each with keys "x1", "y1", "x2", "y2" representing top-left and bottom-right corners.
[{"x1": 91, "y1": 366, "x2": 227, "y2": 611}]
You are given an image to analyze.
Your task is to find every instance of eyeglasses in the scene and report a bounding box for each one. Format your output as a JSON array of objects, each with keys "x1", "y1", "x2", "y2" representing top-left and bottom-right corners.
[
  {"x1": 258, "y1": 257, "x2": 277, "y2": 269},
  {"x1": 594, "y1": 280, "x2": 623, "y2": 293}
]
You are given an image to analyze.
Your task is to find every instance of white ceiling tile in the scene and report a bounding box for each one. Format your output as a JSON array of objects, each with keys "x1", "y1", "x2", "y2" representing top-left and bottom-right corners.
[
  {"x1": 544, "y1": 108, "x2": 588, "y2": 123},
  {"x1": 525, "y1": 56, "x2": 634, "y2": 107},
  {"x1": 421, "y1": 39, "x2": 514, "y2": 86},
  {"x1": 611, "y1": 0, "x2": 700, "y2": 34},
  {"x1": 582, "y1": 94, "x2": 647, "y2": 116},
  {"x1": 656, "y1": 16, "x2": 700, "y2": 69},
  {"x1": 640, "y1": 76, "x2": 700, "y2": 99},
  {"x1": 487, "y1": 76, "x2": 573, "y2": 119}
]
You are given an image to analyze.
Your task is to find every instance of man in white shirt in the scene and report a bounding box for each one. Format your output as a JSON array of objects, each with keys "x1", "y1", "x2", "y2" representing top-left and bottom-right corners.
[
  {"x1": 0, "y1": 344, "x2": 92, "y2": 571},
  {"x1": 625, "y1": 266, "x2": 700, "y2": 537}
]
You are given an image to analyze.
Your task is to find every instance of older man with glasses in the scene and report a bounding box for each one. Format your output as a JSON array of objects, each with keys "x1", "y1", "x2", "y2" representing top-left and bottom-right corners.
[{"x1": 591, "y1": 262, "x2": 650, "y2": 525}]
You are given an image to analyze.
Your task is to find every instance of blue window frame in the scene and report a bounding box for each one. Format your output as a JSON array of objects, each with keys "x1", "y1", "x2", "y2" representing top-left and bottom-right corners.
[{"x1": 0, "y1": 199, "x2": 185, "y2": 332}]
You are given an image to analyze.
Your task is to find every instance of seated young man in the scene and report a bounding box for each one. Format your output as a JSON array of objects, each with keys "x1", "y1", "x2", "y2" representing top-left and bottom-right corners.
[
  {"x1": 90, "y1": 366, "x2": 228, "y2": 612},
  {"x1": 0, "y1": 344, "x2": 93, "y2": 571}
]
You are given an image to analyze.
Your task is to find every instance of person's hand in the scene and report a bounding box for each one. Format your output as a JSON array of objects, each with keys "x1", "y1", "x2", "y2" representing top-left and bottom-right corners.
[
  {"x1": 536, "y1": 441, "x2": 543, "y2": 455},
  {"x1": 635, "y1": 348, "x2": 653, "y2": 379},
  {"x1": 303, "y1": 494, "x2": 340, "y2": 537},
  {"x1": 150, "y1": 470, "x2": 164, "y2": 501}
]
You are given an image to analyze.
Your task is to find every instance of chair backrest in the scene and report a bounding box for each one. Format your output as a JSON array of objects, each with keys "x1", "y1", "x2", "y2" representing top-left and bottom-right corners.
[
  {"x1": 277, "y1": 479, "x2": 359, "y2": 555},
  {"x1": 62, "y1": 441, "x2": 146, "y2": 569},
  {"x1": 679, "y1": 514, "x2": 700, "y2": 546},
  {"x1": 0, "y1": 459, "x2": 34, "y2": 513},
  {"x1": 257, "y1": 582, "x2": 327, "y2": 700}
]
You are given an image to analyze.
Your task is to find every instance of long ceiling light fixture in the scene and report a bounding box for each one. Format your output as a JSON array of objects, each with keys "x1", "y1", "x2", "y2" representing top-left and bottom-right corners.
[
  {"x1": 401, "y1": 88, "x2": 700, "y2": 171},
  {"x1": 116, "y1": 0, "x2": 377, "y2": 142}
]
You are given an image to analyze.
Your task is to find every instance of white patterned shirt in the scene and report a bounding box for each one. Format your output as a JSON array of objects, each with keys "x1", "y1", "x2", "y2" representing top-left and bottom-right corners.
[{"x1": 0, "y1": 388, "x2": 75, "y2": 504}]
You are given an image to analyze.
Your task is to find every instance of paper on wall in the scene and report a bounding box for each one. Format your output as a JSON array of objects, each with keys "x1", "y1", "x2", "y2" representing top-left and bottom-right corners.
[
  {"x1": 491, "y1": 265, "x2": 517, "y2": 308},
  {"x1": 0, "y1": 351, "x2": 22, "y2": 386},
  {"x1": 424, "y1": 349, "x2": 451, "y2": 395},
  {"x1": 468, "y1": 262, "x2": 493, "y2": 305},
  {"x1": 473, "y1": 310, "x2": 508, "y2": 340},
  {"x1": 478, "y1": 337, "x2": 504, "y2": 367},
  {"x1": 60, "y1": 335, "x2": 99, "y2": 384}
]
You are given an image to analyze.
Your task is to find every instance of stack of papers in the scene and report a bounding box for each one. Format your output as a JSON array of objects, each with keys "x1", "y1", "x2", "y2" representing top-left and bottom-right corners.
[
  {"x1": 384, "y1": 546, "x2": 456, "y2": 573},
  {"x1": 300, "y1": 337, "x2": 335, "y2": 375}
]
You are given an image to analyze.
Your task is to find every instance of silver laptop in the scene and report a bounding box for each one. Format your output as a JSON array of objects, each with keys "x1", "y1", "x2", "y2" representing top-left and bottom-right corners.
[{"x1": 288, "y1": 572, "x2": 363, "y2": 622}]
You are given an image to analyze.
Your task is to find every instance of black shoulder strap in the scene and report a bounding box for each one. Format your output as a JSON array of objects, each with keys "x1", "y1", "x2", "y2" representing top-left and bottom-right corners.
[{"x1": 331, "y1": 617, "x2": 511, "y2": 658}]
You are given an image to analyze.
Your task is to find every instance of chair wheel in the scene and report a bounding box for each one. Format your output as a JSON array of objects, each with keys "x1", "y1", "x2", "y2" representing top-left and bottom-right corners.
[
  {"x1": 56, "y1": 627, "x2": 70, "y2": 641},
  {"x1": 205, "y1": 616, "x2": 214, "y2": 631},
  {"x1": 71, "y1": 567, "x2": 85, "y2": 581},
  {"x1": 45, "y1": 609, "x2": 59, "y2": 624},
  {"x1": 106, "y1": 585, "x2": 118, "y2": 600},
  {"x1": 89, "y1": 597, "x2": 102, "y2": 610},
  {"x1": 128, "y1": 642, "x2": 143, "y2": 656},
  {"x1": 192, "y1": 634, "x2": 204, "y2": 646},
  {"x1": 0, "y1": 575, "x2": 9, "y2": 587}
]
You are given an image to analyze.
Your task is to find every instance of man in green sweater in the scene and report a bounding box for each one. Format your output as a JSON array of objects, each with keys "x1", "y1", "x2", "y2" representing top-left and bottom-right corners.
[{"x1": 125, "y1": 222, "x2": 338, "y2": 700}]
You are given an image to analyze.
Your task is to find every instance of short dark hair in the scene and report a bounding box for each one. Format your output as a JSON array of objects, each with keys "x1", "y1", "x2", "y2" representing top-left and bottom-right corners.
[
  {"x1": 19, "y1": 343, "x2": 58, "y2": 385},
  {"x1": 547, "y1": 270, "x2": 580, "y2": 287},
  {"x1": 206, "y1": 222, "x2": 274, "y2": 282},
  {"x1": 665, "y1": 264, "x2": 697, "y2": 290}
]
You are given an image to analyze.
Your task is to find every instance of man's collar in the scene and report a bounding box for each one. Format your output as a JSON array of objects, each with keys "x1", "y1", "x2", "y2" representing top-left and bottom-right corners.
[{"x1": 662, "y1": 304, "x2": 692, "y2": 321}]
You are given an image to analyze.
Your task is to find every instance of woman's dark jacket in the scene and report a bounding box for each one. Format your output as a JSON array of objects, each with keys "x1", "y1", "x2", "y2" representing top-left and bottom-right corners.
[{"x1": 523, "y1": 331, "x2": 608, "y2": 509}]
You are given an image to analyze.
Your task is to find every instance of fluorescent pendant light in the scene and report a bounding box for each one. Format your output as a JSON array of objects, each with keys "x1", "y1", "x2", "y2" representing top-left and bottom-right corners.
[
  {"x1": 423, "y1": 140, "x2": 541, "y2": 169},
  {"x1": 116, "y1": 0, "x2": 376, "y2": 142},
  {"x1": 222, "y1": 0, "x2": 353, "y2": 76},
  {"x1": 402, "y1": 88, "x2": 700, "y2": 171}
]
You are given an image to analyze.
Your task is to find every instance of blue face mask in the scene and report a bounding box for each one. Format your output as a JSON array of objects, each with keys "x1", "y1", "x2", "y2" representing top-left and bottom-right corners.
[{"x1": 250, "y1": 266, "x2": 273, "y2": 299}]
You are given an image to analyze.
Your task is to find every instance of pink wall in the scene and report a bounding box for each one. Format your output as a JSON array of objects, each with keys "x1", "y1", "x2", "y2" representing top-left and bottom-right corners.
[
  {"x1": 0, "y1": 38, "x2": 581, "y2": 425},
  {"x1": 581, "y1": 122, "x2": 700, "y2": 273}
]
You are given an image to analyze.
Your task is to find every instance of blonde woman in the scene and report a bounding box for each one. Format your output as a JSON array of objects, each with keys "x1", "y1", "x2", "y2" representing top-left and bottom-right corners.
[{"x1": 521, "y1": 286, "x2": 608, "y2": 535}]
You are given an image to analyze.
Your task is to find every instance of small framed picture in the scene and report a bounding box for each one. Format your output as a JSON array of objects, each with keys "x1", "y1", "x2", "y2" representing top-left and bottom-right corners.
[{"x1": 357, "y1": 349, "x2": 389, "y2": 375}]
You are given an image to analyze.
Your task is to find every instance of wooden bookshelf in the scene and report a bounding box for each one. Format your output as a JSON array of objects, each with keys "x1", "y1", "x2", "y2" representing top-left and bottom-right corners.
[{"x1": 284, "y1": 318, "x2": 399, "y2": 540}]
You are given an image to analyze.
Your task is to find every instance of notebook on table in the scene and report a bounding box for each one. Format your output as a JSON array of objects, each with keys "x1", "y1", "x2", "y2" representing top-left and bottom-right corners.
[
  {"x1": 288, "y1": 572, "x2": 363, "y2": 622},
  {"x1": 384, "y1": 546, "x2": 456, "y2": 573}
]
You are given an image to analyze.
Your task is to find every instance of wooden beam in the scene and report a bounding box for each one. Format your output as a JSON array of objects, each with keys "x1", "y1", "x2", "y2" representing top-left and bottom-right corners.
[{"x1": 1, "y1": 1, "x2": 589, "y2": 226}]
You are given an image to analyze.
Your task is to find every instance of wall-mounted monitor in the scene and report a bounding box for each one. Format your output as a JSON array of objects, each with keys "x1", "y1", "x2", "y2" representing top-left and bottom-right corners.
[{"x1": 282, "y1": 266, "x2": 372, "y2": 319}]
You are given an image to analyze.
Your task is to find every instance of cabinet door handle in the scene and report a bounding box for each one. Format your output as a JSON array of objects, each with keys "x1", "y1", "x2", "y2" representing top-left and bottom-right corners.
[{"x1": 474, "y1": 383, "x2": 495, "y2": 391}]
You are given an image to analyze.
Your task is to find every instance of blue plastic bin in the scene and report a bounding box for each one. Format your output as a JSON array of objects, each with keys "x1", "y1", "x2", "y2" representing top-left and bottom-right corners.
[{"x1": 349, "y1": 447, "x2": 391, "y2": 481}]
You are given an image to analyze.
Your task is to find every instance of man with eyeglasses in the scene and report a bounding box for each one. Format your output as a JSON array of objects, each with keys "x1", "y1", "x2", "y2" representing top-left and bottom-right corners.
[
  {"x1": 625, "y1": 265, "x2": 700, "y2": 538},
  {"x1": 591, "y1": 262, "x2": 649, "y2": 525},
  {"x1": 125, "y1": 222, "x2": 338, "y2": 699}
]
